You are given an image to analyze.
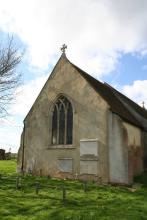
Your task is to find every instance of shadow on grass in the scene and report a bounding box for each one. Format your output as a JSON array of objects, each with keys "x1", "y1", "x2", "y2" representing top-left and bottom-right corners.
[
  {"x1": 1, "y1": 183, "x2": 147, "y2": 220},
  {"x1": 1, "y1": 161, "x2": 147, "y2": 220}
]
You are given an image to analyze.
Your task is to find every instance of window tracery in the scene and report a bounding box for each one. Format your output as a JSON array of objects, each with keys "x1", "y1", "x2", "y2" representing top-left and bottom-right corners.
[{"x1": 52, "y1": 96, "x2": 73, "y2": 145}]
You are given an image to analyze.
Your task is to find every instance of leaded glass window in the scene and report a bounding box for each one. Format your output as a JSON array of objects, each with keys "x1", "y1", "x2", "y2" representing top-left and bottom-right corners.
[{"x1": 51, "y1": 96, "x2": 73, "y2": 145}]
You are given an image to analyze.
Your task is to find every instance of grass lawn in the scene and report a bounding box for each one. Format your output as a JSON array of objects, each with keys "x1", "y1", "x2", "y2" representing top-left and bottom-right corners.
[{"x1": 0, "y1": 160, "x2": 147, "y2": 219}]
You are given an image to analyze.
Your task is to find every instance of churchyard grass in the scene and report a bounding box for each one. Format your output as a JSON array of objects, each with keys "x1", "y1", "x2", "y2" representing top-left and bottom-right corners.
[{"x1": 0, "y1": 160, "x2": 147, "y2": 220}]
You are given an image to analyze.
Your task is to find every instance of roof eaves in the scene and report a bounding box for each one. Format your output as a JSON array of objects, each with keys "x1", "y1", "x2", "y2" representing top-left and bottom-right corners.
[{"x1": 69, "y1": 60, "x2": 144, "y2": 129}]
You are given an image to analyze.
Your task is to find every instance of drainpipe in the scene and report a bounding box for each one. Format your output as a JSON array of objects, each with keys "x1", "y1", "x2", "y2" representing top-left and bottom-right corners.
[{"x1": 21, "y1": 120, "x2": 26, "y2": 173}]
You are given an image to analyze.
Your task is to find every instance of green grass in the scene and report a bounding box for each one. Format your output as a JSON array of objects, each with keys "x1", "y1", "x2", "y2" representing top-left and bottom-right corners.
[
  {"x1": 0, "y1": 160, "x2": 147, "y2": 220},
  {"x1": 0, "y1": 160, "x2": 17, "y2": 175}
]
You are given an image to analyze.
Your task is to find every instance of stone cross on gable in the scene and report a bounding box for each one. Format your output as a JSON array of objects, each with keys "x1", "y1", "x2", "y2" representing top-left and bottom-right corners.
[
  {"x1": 142, "y1": 101, "x2": 145, "y2": 109},
  {"x1": 61, "y1": 44, "x2": 67, "y2": 54}
]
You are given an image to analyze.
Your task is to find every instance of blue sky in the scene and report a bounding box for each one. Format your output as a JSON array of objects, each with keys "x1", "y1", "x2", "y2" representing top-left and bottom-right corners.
[
  {"x1": 102, "y1": 53, "x2": 147, "y2": 85},
  {"x1": 0, "y1": 0, "x2": 147, "y2": 152}
]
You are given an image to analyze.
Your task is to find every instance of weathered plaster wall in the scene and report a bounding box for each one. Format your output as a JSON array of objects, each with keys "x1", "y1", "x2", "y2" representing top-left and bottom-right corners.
[
  {"x1": 108, "y1": 112, "x2": 129, "y2": 184},
  {"x1": 123, "y1": 122, "x2": 141, "y2": 146},
  {"x1": 18, "y1": 57, "x2": 109, "y2": 182},
  {"x1": 108, "y1": 113, "x2": 143, "y2": 185},
  {"x1": 17, "y1": 132, "x2": 23, "y2": 171},
  {"x1": 123, "y1": 122, "x2": 143, "y2": 177},
  {"x1": 143, "y1": 131, "x2": 147, "y2": 168}
]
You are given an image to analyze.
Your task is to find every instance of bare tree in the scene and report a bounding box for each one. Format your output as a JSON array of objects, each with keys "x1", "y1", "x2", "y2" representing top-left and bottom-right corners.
[{"x1": 0, "y1": 37, "x2": 22, "y2": 117}]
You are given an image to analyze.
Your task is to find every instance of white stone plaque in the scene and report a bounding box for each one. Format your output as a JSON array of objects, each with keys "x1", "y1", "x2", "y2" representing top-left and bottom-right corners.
[
  {"x1": 80, "y1": 139, "x2": 98, "y2": 156},
  {"x1": 80, "y1": 160, "x2": 97, "y2": 175},
  {"x1": 58, "y1": 158, "x2": 73, "y2": 172}
]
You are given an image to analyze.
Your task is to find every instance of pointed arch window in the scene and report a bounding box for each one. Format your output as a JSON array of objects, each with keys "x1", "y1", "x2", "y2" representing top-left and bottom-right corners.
[{"x1": 52, "y1": 96, "x2": 73, "y2": 145}]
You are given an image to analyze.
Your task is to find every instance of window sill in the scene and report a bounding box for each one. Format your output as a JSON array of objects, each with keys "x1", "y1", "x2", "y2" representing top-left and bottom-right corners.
[
  {"x1": 47, "y1": 145, "x2": 76, "y2": 149},
  {"x1": 80, "y1": 155, "x2": 98, "y2": 161}
]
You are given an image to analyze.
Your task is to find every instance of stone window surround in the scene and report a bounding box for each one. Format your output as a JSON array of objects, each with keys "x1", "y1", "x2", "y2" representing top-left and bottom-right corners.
[
  {"x1": 52, "y1": 96, "x2": 73, "y2": 145},
  {"x1": 47, "y1": 144, "x2": 76, "y2": 149},
  {"x1": 48, "y1": 93, "x2": 76, "y2": 149}
]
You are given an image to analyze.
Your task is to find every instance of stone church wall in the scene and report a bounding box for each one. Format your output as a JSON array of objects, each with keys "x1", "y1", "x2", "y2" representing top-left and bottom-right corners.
[
  {"x1": 108, "y1": 112, "x2": 143, "y2": 185},
  {"x1": 143, "y1": 131, "x2": 147, "y2": 169},
  {"x1": 123, "y1": 122, "x2": 143, "y2": 179},
  {"x1": 108, "y1": 112, "x2": 129, "y2": 184},
  {"x1": 18, "y1": 57, "x2": 109, "y2": 182}
]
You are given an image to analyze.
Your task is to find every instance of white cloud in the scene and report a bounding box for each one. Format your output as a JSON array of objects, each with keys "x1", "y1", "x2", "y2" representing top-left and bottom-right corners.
[
  {"x1": 10, "y1": 74, "x2": 48, "y2": 116},
  {"x1": 0, "y1": 0, "x2": 147, "y2": 77},
  {"x1": 122, "y1": 80, "x2": 147, "y2": 108},
  {"x1": 0, "y1": 74, "x2": 48, "y2": 153},
  {"x1": 0, "y1": 126, "x2": 21, "y2": 153}
]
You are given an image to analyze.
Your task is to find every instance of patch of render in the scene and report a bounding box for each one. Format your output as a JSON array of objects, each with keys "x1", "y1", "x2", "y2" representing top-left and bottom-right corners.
[{"x1": 108, "y1": 112, "x2": 129, "y2": 184}]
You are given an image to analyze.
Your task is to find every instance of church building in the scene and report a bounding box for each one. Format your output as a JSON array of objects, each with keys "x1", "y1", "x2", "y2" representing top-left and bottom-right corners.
[{"x1": 18, "y1": 46, "x2": 147, "y2": 185}]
